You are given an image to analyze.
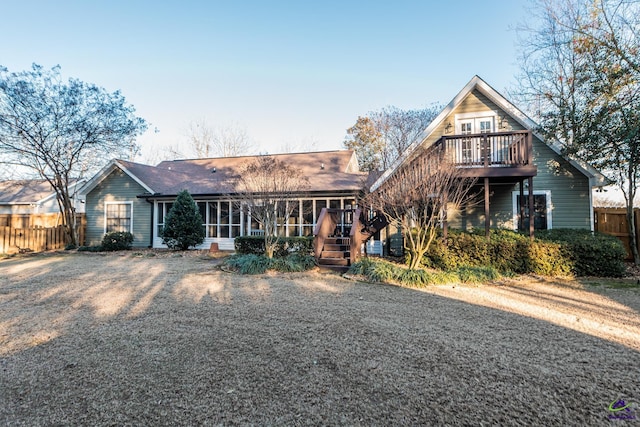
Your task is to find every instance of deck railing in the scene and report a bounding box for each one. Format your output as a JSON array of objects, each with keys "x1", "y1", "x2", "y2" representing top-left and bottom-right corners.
[{"x1": 434, "y1": 130, "x2": 532, "y2": 168}]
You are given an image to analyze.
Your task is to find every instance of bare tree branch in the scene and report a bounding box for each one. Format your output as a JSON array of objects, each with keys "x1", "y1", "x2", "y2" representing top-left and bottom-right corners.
[
  {"x1": 0, "y1": 64, "x2": 147, "y2": 245},
  {"x1": 233, "y1": 156, "x2": 310, "y2": 258}
]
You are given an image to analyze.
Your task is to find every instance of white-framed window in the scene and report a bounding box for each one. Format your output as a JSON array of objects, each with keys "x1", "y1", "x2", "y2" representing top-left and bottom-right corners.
[
  {"x1": 455, "y1": 111, "x2": 497, "y2": 134},
  {"x1": 105, "y1": 202, "x2": 133, "y2": 233},
  {"x1": 512, "y1": 190, "x2": 552, "y2": 231}
]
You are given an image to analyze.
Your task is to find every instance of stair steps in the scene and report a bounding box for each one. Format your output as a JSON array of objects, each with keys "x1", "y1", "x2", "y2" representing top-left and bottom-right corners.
[{"x1": 317, "y1": 237, "x2": 351, "y2": 272}]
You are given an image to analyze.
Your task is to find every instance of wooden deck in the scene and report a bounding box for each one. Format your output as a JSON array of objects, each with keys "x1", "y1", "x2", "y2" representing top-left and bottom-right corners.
[{"x1": 433, "y1": 130, "x2": 537, "y2": 179}]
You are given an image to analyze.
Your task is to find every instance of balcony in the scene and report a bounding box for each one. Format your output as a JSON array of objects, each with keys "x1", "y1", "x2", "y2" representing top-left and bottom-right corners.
[{"x1": 432, "y1": 130, "x2": 537, "y2": 178}]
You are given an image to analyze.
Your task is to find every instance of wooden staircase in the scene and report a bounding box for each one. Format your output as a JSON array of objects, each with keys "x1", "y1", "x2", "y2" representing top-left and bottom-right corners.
[
  {"x1": 313, "y1": 208, "x2": 389, "y2": 273},
  {"x1": 317, "y1": 237, "x2": 351, "y2": 272}
]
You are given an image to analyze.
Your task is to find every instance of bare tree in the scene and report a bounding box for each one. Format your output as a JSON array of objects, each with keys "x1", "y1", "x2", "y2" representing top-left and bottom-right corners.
[
  {"x1": 515, "y1": 0, "x2": 640, "y2": 264},
  {"x1": 234, "y1": 156, "x2": 309, "y2": 258},
  {"x1": 176, "y1": 119, "x2": 252, "y2": 159},
  {"x1": 365, "y1": 150, "x2": 478, "y2": 269},
  {"x1": 212, "y1": 123, "x2": 252, "y2": 157},
  {"x1": 344, "y1": 105, "x2": 441, "y2": 171},
  {"x1": 0, "y1": 64, "x2": 147, "y2": 245},
  {"x1": 185, "y1": 118, "x2": 215, "y2": 158},
  {"x1": 277, "y1": 136, "x2": 319, "y2": 154}
]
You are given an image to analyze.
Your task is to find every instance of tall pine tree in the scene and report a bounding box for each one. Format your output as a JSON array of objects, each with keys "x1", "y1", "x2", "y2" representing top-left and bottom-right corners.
[{"x1": 161, "y1": 190, "x2": 205, "y2": 250}]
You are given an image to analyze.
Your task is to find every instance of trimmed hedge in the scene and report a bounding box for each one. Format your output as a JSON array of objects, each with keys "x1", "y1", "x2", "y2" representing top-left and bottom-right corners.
[
  {"x1": 423, "y1": 228, "x2": 625, "y2": 277},
  {"x1": 536, "y1": 229, "x2": 626, "y2": 277},
  {"x1": 234, "y1": 236, "x2": 314, "y2": 257}
]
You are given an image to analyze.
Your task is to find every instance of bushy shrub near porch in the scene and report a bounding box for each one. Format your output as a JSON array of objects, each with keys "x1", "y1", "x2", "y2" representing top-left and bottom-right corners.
[
  {"x1": 423, "y1": 229, "x2": 625, "y2": 277},
  {"x1": 101, "y1": 231, "x2": 134, "y2": 251},
  {"x1": 348, "y1": 257, "x2": 500, "y2": 287},
  {"x1": 224, "y1": 253, "x2": 316, "y2": 274},
  {"x1": 535, "y1": 229, "x2": 626, "y2": 277},
  {"x1": 234, "y1": 236, "x2": 313, "y2": 256}
]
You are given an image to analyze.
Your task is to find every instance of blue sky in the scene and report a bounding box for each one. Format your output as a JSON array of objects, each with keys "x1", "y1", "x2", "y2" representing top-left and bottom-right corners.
[{"x1": 1, "y1": 0, "x2": 530, "y2": 162}]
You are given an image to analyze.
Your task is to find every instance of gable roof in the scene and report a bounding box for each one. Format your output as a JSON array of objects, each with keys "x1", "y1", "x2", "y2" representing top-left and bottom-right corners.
[
  {"x1": 0, "y1": 179, "x2": 84, "y2": 205},
  {"x1": 370, "y1": 75, "x2": 610, "y2": 191},
  {"x1": 79, "y1": 159, "x2": 158, "y2": 196},
  {"x1": 80, "y1": 150, "x2": 366, "y2": 197}
]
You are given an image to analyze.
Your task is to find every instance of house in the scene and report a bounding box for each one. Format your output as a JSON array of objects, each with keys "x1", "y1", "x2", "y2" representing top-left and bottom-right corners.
[
  {"x1": 312, "y1": 76, "x2": 610, "y2": 266},
  {"x1": 0, "y1": 179, "x2": 85, "y2": 228},
  {"x1": 79, "y1": 75, "x2": 608, "y2": 265},
  {"x1": 369, "y1": 75, "x2": 608, "y2": 238},
  {"x1": 78, "y1": 150, "x2": 367, "y2": 250}
]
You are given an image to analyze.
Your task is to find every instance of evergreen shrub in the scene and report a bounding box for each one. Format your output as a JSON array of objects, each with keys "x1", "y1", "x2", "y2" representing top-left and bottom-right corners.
[
  {"x1": 161, "y1": 190, "x2": 205, "y2": 250},
  {"x1": 101, "y1": 231, "x2": 134, "y2": 251}
]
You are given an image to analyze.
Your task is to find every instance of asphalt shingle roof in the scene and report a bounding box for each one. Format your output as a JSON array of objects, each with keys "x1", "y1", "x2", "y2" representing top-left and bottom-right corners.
[{"x1": 118, "y1": 150, "x2": 366, "y2": 196}]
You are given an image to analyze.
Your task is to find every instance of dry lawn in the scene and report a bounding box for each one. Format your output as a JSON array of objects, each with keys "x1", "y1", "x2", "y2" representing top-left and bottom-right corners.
[{"x1": 1, "y1": 251, "x2": 639, "y2": 426}]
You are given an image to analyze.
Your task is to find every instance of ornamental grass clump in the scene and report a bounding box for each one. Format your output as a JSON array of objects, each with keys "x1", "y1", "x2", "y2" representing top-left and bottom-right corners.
[{"x1": 224, "y1": 254, "x2": 316, "y2": 275}]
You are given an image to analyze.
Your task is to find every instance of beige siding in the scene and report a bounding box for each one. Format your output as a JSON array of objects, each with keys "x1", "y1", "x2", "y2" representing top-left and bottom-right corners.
[{"x1": 85, "y1": 169, "x2": 152, "y2": 247}]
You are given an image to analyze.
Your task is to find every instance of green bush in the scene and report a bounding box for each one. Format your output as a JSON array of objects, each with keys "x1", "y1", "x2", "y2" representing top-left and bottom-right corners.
[
  {"x1": 526, "y1": 241, "x2": 573, "y2": 276},
  {"x1": 348, "y1": 258, "x2": 500, "y2": 287},
  {"x1": 536, "y1": 229, "x2": 626, "y2": 277},
  {"x1": 234, "y1": 236, "x2": 313, "y2": 256},
  {"x1": 423, "y1": 228, "x2": 625, "y2": 277},
  {"x1": 270, "y1": 254, "x2": 316, "y2": 272},
  {"x1": 161, "y1": 190, "x2": 205, "y2": 250},
  {"x1": 225, "y1": 254, "x2": 271, "y2": 274},
  {"x1": 225, "y1": 253, "x2": 316, "y2": 274},
  {"x1": 348, "y1": 258, "x2": 401, "y2": 283},
  {"x1": 101, "y1": 231, "x2": 134, "y2": 251}
]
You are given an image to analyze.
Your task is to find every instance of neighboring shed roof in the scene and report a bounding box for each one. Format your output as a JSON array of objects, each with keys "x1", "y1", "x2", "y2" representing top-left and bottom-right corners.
[
  {"x1": 0, "y1": 179, "x2": 83, "y2": 205},
  {"x1": 81, "y1": 150, "x2": 367, "y2": 198}
]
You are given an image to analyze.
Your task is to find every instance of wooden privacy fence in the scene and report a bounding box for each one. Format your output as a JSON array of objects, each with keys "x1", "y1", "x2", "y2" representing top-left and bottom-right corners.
[
  {"x1": 594, "y1": 207, "x2": 640, "y2": 261},
  {"x1": 1, "y1": 225, "x2": 67, "y2": 253},
  {"x1": 0, "y1": 215, "x2": 86, "y2": 254}
]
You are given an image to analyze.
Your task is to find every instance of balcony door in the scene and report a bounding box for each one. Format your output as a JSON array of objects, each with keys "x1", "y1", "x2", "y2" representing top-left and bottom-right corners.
[
  {"x1": 458, "y1": 117, "x2": 494, "y2": 134},
  {"x1": 457, "y1": 114, "x2": 497, "y2": 164}
]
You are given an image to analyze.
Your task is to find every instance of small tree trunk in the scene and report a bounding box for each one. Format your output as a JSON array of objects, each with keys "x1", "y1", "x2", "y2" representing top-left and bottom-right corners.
[
  {"x1": 624, "y1": 177, "x2": 640, "y2": 265},
  {"x1": 627, "y1": 203, "x2": 639, "y2": 265}
]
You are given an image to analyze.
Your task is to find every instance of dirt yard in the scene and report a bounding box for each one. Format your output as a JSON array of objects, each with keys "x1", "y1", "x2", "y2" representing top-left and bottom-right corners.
[{"x1": 1, "y1": 251, "x2": 639, "y2": 425}]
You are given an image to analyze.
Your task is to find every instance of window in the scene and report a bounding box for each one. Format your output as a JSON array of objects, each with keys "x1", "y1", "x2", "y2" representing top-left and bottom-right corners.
[
  {"x1": 455, "y1": 112, "x2": 497, "y2": 165},
  {"x1": 208, "y1": 202, "x2": 218, "y2": 237},
  {"x1": 456, "y1": 114, "x2": 495, "y2": 134},
  {"x1": 288, "y1": 201, "x2": 301, "y2": 237},
  {"x1": 105, "y1": 202, "x2": 132, "y2": 233},
  {"x1": 513, "y1": 191, "x2": 552, "y2": 231},
  {"x1": 478, "y1": 119, "x2": 493, "y2": 133},
  {"x1": 301, "y1": 200, "x2": 314, "y2": 236}
]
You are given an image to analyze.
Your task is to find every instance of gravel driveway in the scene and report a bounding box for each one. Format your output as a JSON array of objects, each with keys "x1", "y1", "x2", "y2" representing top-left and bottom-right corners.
[{"x1": 1, "y1": 252, "x2": 639, "y2": 425}]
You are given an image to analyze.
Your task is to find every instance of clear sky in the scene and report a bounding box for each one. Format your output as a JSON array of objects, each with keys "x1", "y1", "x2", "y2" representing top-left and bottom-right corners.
[{"x1": 1, "y1": 0, "x2": 530, "y2": 163}]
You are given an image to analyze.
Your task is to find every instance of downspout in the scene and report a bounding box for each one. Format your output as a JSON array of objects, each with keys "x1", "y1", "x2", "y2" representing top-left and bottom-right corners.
[{"x1": 588, "y1": 176, "x2": 595, "y2": 232}]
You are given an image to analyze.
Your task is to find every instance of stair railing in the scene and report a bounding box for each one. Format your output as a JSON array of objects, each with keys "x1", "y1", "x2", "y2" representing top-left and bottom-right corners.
[{"x1": 313, "y1": 208, "x2": 338, "y2": 261}]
